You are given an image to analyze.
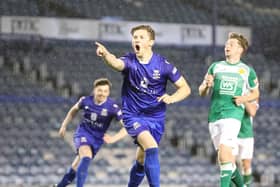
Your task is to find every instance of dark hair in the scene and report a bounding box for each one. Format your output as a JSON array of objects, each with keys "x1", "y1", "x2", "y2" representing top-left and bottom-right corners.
[
  {"x1": 130, "y1": 25, "x2": 155, "y2": 40},
  {"x1": 93, "y1": 78, "x2": 112, "y2": 88},
  {"x1": 228, "y1": 32, "x2": 249, "y2": 56}
]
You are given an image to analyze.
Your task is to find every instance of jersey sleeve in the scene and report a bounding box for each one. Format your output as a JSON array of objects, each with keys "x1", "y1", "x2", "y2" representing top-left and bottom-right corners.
[
  {"x1": 119, "y1": 53, "x2": 132, "y2": 73},
  {"x1": 248, "y1": 67, "x2": 258, "y2": 89},
  {"x1": 165, "y1": 59, "x2": 181, "y2": 83},
  {"x1": 112, "y1": 103, "x2": 123, "y2": 121},
  {"x1": 78, "y1": 96, "x2": 86, "y2": 109},
  {"x1": 207, "y1": 62, "x2": 216, "y2": 75}
]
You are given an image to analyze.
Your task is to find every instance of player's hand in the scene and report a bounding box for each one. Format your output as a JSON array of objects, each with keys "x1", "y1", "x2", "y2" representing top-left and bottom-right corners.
[
  {"x1": 157, "y1": 94, "x2": 174, "y2": 104},
  {"x1": 103, "y1": 134, "x2": 115, "y2": 144},
  {"x1": 233, "y1": 95, "x2": 247, "y2": 106},
  {"x1": 58, "y1": 126, "x2": 66, "y2": 138},
  {"x1": 95, "y1": 42, "x2": 109, "y2": 57},
  {"x1": 204, "y1": 74, "x2": 214, "y2": 88}
]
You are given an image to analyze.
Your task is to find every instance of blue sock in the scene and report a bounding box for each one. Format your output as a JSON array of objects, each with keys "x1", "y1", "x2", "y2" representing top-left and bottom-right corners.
[
  {"x1": 57, "y1": 167, "x2": 76, "y2": 187},
  {"x1": 144, "y1": 148, "x2": 160, "y2": 187},
  {"x1": 128, "y1": 160, "x2": 145, "y2": 187},
  {"x1": 76, "y1": 157, "x2": 91, "y2": 187}
]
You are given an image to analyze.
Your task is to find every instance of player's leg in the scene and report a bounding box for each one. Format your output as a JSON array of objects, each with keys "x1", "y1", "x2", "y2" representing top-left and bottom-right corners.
[
  {"x1": 242, "y1": 159, "x2": 252, "y2": 187},
  {"x1": 240, "y1": 138, "x2": 254, "y2": 187},
  {"x1": 230, "y1": 141, "x2": 244, "y2": 187},
  {"x1": 56, "y1": 156, "x2": 80, "y2": 187},
  {"x1": 231, "y1": 162, "x2": 244, "y2": 187},
  {"x1": 76, "y1": 145, "x2": 92, "y2": 187},
  {"x1": 218, "y1": 144, "x2": 235, "y2": 187},
  {"x1": 210, "y1": 119, "x2": 241, "y2": 187},
  {"x1": 137, "y1": 130, "x2": 160, "y2": 187},
  {"x1": 128, "y1": 147, "x2": 145, "y2": 187}
]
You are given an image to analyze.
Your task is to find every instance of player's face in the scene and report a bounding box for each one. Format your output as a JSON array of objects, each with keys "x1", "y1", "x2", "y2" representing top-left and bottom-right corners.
[
  {"x1": 93, "y1": 85, "x2": 110, "y2": 103},
  {"x1": 132, "y1": 29, "x2": 154, "y2": 57},
  {"x1": 224, "y1": 38, "x2": 243, "y2": 59}
]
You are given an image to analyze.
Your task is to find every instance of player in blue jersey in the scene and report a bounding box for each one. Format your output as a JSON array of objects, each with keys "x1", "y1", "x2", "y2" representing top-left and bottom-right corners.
[
  {"x1": 96, "y1": 25, "x2": 191, "y2": 187},
  {"x1": 53, "y1": 78, "x2": 127, "y2": 187}
]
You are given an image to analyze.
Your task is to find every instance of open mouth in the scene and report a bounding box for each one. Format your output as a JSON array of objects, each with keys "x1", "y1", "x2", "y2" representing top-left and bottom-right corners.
[{"x1": 135, "y1": 44, "x2": 140, "y2": 52}]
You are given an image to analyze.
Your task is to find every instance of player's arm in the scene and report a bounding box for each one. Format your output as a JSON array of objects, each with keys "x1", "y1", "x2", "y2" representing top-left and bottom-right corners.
[
  {"x1": 234, "y1": 87, "x2": 259, "y2": 106},
  {"x1": 244, "y1": 101, "x2": 259, "y2": 117},
  {"x1": 95, "y1": 42, "x2": 125, "y2": 71},
  {"x1": 103, "y1": 120, "x2": 128, "y2": 144},
  {"x1": 199, "y1": 73, "x2": 214, "y2": 97},
  {"x1": 235, "y1": 69, "x2": 260, "y2": 105},
  {"x1": 158, "y1": 76, "x2": 191, "y2": 104},
  {"x1": 58, "y1": 98, "x2": 82, "y2": 138}
]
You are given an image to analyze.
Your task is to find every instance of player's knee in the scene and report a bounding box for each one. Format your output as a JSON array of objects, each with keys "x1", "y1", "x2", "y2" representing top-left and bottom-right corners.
[
  {"x1": 79, "y1": 145, "x2": 93, "y2": 158},
  {"x1": 137, "y1": 131, "x2": 158, "y2": 150},
  {"x1": 242, "y1": 159, "x2": 252, "y2": 170},
  {"x1": 218, "y1": 144, "x2": 233, "y2": 163}
]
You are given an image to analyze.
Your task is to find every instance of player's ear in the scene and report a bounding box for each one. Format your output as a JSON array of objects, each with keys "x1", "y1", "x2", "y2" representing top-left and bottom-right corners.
[
  {"x1": 149, "y1": 39, "x2": 155, "y2": 47},
  {"x1": 238, "y1": 45, "x2": 244, "y2": 55}
]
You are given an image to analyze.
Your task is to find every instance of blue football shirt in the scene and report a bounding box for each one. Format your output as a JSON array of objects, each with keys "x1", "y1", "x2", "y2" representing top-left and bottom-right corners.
[
  {"x1": 120, "y1": 53, "x2": 181, "y2": 120},
  {"x1": 76, "y1": 96, "x2": 123, "y2": 139}
]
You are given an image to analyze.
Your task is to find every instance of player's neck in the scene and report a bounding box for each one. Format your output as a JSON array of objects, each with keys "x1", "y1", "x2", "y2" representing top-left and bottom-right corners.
[
  {"x1": 226, "y1": 56, "x2": 240, "y2": 64},
  {"x1": 94, "y1": 98, "x2": 107, "y2": 105},
  {"x1": 137, "y1": 50, "x2": 153, "y2": 64}
]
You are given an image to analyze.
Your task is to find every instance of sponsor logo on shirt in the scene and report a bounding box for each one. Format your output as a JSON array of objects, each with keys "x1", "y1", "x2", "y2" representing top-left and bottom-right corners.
[
  {"x1": 219, "y1": 76, "x2": 237, "y2": 95},
  {"x1": 90, "y1": 113, "x2": 97, "y2": 121}
]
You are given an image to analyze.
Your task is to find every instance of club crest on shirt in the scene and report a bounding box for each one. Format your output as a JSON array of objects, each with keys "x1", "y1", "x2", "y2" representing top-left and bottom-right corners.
[
  {"x1": 238, "y1": 68, "x2": 246, "y2": 75},
  {"x1": 101, "y1": 108, "x2": 108, "y2": 116},
  {"x1": 152, "y1": 70, "x2": 161, "y2": 79}
]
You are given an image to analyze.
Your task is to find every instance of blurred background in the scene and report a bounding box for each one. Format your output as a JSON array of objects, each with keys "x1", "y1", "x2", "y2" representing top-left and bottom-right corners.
[{"x1": 0, "y1": 0, "x2": 279, "y2": 187}]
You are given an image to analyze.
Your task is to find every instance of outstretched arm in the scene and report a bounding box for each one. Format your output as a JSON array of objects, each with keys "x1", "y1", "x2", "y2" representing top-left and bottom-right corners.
[
  {"x1": 95, "y1": 42, "x2": 125, "y2": 71},
  {"x1": 157, "y1": 76, "x2": 191, "y2": 104},
  {"x1": 103, "y1": 120, "x2": 128, "y2": 144},
  {"x1": 58, "y1": 98, "x2": 82, "y2": 138}
]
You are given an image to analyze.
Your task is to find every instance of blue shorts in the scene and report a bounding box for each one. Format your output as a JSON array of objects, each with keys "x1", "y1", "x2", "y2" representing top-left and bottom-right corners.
[
  {"x1": 73, "y1": 126, "x2": 103, "y2": 158},
  {"x1": 123, "y1": 116, "x2": 165, "y2": 145}
]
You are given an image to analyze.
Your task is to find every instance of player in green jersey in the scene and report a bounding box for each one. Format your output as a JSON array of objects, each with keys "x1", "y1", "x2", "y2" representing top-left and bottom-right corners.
[
  {"x1": 233, "y1": 100, "x2": 258, "y2": 187},
  {"x1": 199, "y1": 32, "x2": 259, "y2": 187}
]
